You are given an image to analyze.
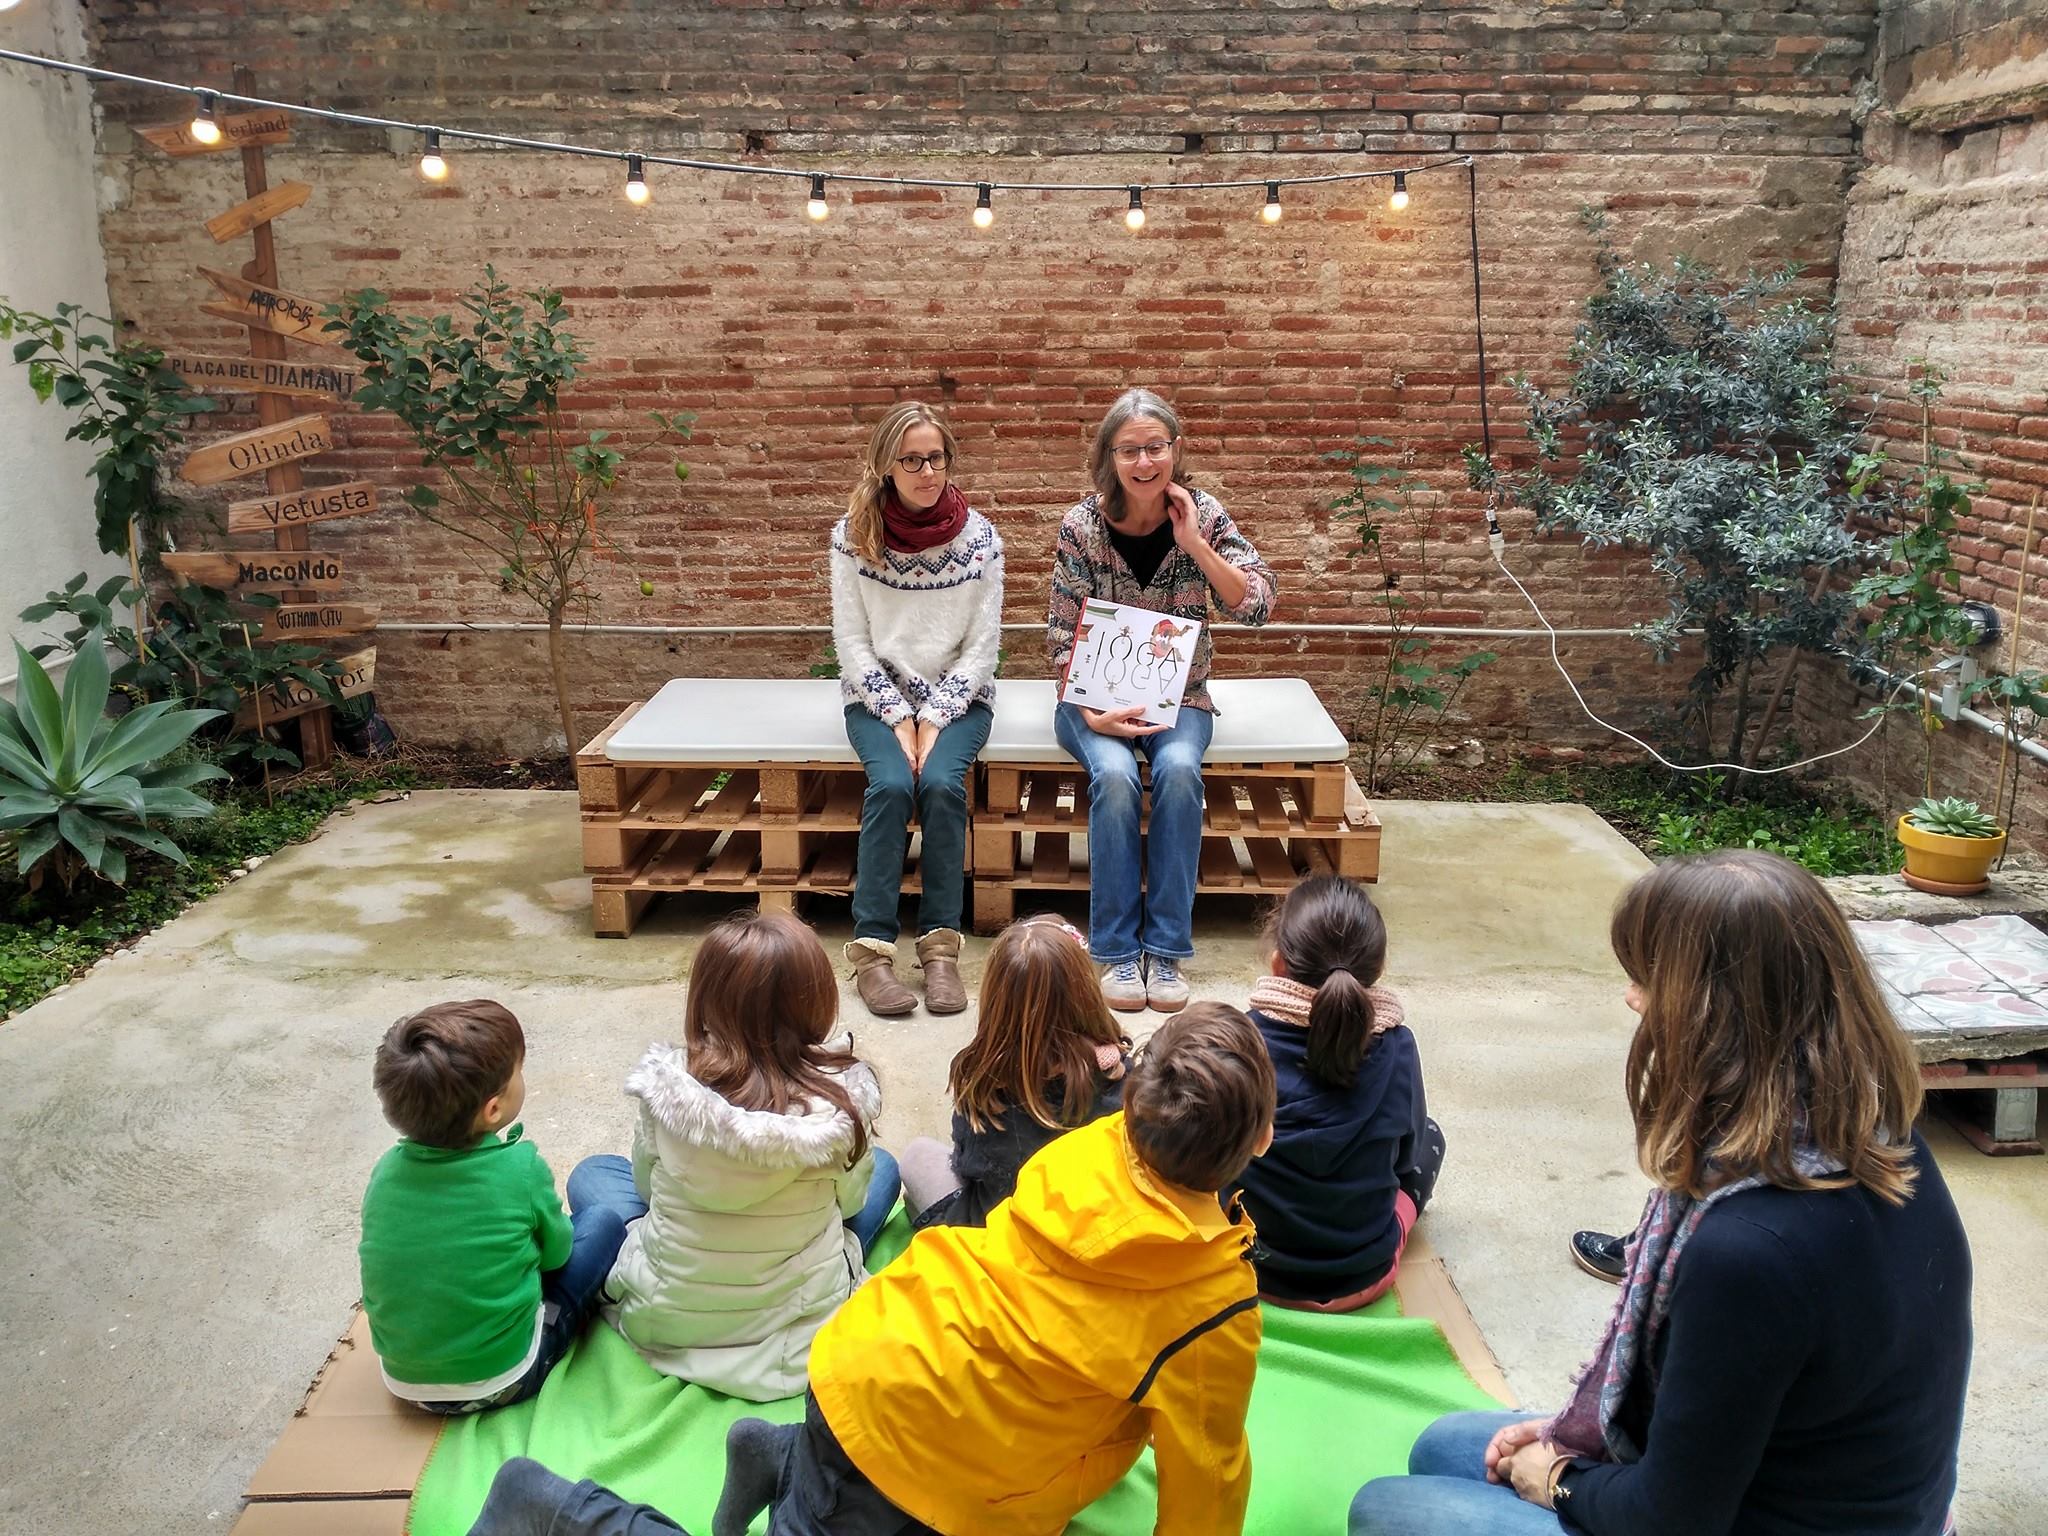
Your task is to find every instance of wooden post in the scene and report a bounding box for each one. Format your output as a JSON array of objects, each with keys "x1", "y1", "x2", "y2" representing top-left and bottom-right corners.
[{"x1": 234, "y1": 64, "x2": 334, "y2": 769}]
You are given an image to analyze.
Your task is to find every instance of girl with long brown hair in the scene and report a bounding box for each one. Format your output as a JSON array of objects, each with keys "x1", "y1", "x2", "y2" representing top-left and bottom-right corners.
[
  {"x1": 1351, "y1": 851, "x2": 1971, "y2": 1536},
  {"x1": 832, "y1": 400, "x2": 1003, "y2": 1018},
  {"x1": 592, "y1": 908, "x2": 900, "y2": 1402},
  {"x1": 898, "y1": 914, "x2": 1132, "y2": 1227}
]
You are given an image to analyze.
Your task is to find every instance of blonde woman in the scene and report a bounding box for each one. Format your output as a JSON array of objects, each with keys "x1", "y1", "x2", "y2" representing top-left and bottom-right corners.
[{"x1": 831, "y1": 402, "x2": 1003, "y2": 1017}]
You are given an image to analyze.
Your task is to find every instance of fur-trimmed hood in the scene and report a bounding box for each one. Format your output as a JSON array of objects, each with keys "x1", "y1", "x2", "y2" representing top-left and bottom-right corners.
[{"x1": 624, "y1": 1033, "x2": 881, "y2": 1171}]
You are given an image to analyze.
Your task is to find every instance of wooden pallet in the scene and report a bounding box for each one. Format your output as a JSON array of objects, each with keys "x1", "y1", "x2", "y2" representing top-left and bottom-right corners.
[
  {"x1": 970, "y1": 761, "x2": 1380, "y2": 933},
  {"x1": 578, "y1": 705, "x2": 938, "y2": 937}
]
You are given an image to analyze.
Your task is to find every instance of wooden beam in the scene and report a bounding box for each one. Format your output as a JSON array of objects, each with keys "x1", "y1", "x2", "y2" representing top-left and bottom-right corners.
[
  {"x1": 204, "y1": 182, "x2": 312, "y2": 243},
  {"x1": 181, "y1": 414, "x2": 334, "y2": 486},
  {"x1": 161, "y1": 352, "x2": 360, "y2": 401},
  {"x1": 235, "y1": 647, "x2": 376, "y2": 728},
  {"x1": 138, "y1": 109, "x2": 291, "y2": 157},
  {"x1": 162, "y1": 550, "x2": 346, "y2": 591},
  {"x1": 196, "y1": 266, "x2": 342, "y2": 349},
  {"x1": 225, "y1": 480, "x2": 378, "y2": 535}
]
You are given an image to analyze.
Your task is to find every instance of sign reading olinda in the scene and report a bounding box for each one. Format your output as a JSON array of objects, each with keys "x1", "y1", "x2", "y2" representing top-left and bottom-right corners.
[{"x1": 180, "y1": 415, "x2": 333, "y2": 486}]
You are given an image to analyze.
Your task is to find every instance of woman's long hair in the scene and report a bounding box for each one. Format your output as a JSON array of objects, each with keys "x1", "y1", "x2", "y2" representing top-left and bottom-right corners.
[
  {"x1": 845, "y1": 400, "x2": 961, "y2": 563},
  {"x1": 947, "y1": 915, "x2": 1129, "y2": 1133},
  {"x1": 1612, "y1": 850, "x2": 1922, "y2": 1204},
  {"x1": 683, "y1": 908, "x2": 869, "y2": 1167},
  {"x1": 1088, "y1": 387, "x2": 1189, "y2": 524},
  {"x1": 1268, "y1": 875, "x2": 1388, "y2": 1089}
]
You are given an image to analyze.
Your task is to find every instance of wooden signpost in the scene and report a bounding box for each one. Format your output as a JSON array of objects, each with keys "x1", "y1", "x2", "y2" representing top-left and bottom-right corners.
[
  {"x1": 205, "y1": 182, "x2": 312, "y2": 244},
  {"x1": 137, "y1": 108, "x2": 291, "y2": 157},
  {"x1": 235, "y1": 647, "x2": 376, "y2": 729},
  {"x1": 196, "y1": 267, "x2": 341, "y2": 349},
  {"x1": 260, "y1": 604, "x2": 378, "y2": 640},
  {"x1": 161, "y1": 352, "x2": 359, "y2": 401},
  {"x1": 162, "y1": 550, "x2": 345, "y2": 591},
  {"x1": 224, "y1": 481, "x2": 378, "y2": 535},
  {"x1": 179, "y1": 413, "x2": 333, "y2": 486}
]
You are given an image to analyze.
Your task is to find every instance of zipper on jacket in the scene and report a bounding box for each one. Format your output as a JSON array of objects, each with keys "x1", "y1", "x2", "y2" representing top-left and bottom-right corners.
[{"x1": 1127, "y1": 1297, "x2": 1259, "y2": 1404}]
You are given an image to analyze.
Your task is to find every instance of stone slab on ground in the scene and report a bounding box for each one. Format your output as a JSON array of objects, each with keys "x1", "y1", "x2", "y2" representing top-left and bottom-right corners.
[
  {"x1": 0, "y1": 791, "x2": 2040, "y2": 1533},
  {"x1": 1826, "y1": 869, "x2": 2048, "y2": 922}
]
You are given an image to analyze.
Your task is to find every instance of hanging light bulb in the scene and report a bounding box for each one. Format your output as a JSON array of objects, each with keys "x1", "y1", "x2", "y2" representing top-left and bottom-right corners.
[
  {"x1": 418, "y1": 128, "x2": 449, "y2": 182},
  {"x1": 1388, "y1": 172, "x2": 1409, "y2": 213},
  {"x1": 189, "y1": 90, "x2": 223, "y2": 147},
  {"x1": 806, "y1": 174, "x2": 830, "y2": 222},
  {"x1": 1125, "y1": 186, "x2": 1146, "y2": 231},
  {"x1": 972, "y1": 183, "x2": 994, "y2": 229},
  {"x1": 1262, "y1": 180, "x2": 1283, "y2": 224},
  {"x1": 625, "y1": 155, "x2": 650, "y2": 205}
]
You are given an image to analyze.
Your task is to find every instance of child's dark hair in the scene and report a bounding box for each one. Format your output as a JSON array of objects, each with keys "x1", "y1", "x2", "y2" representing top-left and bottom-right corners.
[
  {"x1": 1269, "y1": 875, "x2": 1388, "y2": 1089},
  {"x1": 1123, "y1": 1002, "x2": 1276, "y2": 1192},
  {"x1": 684, "y1": 907, "x2": 870, "y2": 1168},
  {"x1": 374, "y1": 1000, "x2": 525, "y2": 1149},
  {"x1": 949, "y1": 914, "x2": 1128, "y2": 1134}
]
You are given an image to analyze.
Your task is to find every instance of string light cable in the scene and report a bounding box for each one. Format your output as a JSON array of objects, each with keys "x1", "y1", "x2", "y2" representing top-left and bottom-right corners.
[{"x1": 0, "y1": 47, "x2": 1464, "y2": 219}]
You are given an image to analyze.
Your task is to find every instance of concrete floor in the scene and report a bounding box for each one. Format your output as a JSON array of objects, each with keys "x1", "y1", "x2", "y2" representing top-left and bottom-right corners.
[{"x1": 0, "y1": 790, "x2": 2040, "y2": 1532}]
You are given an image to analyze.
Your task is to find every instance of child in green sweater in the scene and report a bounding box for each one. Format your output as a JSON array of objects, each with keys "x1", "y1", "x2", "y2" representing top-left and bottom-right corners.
[{"x1": 358, "y1": 1000, "x2": 644, "y2": 1413}]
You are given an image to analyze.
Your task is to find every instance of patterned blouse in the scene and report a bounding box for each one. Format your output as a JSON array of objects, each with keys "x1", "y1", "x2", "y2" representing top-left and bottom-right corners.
[{"x1": 1045, "y1": 489, "x2": 1276, "y2": 715}]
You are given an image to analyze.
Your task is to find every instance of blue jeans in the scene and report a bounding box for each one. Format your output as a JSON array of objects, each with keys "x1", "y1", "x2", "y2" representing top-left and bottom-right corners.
[
  {"x1": 1349, "y1": 1411, "x2": 1563, "y2": 1536},
  {"x1": 845, "y1": 703, "x2": 992, "y2": 942},
  {"x1": 420, "y1": 1157, "x2": 642, "y2": 1414},
  {"x1": 568, "y1": 1148, "x2": 899, "y2": 1262},
  {"x1": 1054, "y1": 701, "x2": 1213, "y2": 963},
  {"x1": 848, "y1": 1146, "x2": 902, "y2": 1257}
]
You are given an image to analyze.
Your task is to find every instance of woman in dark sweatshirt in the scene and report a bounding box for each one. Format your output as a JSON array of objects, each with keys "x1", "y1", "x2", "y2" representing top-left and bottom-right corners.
[
  {"x1": 1349, "y1": 850, "x2": 1972, "y2": 1536},
  {"x1": 1231, "y1": 876, "x2": 1442, "y2": 1309}
]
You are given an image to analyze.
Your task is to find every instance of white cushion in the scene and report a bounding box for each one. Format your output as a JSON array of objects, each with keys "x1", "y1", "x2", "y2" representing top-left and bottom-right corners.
[{"x1": 603, "y1": 677, "x2": 1350, "y2": 766}]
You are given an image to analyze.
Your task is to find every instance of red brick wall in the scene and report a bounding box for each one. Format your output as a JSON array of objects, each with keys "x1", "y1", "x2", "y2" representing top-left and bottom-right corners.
[
  {"x1": 85, "y1": 1, "x2": 1876, "y2": 756},
  {"x1": 1803, "y1": 0, "x2": 2048, "y2": 850}
]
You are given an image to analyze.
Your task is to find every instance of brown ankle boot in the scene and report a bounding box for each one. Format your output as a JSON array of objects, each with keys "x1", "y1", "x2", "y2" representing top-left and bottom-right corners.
[
  {"x1": 845, "y1": 939, "x2": 917, "y2": 1017},
  {"x1": 915, "y1": 928, "x2": 968, "y2": 1015}
]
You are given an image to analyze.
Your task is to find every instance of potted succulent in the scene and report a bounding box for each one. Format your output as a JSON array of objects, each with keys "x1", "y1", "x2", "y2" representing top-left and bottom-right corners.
[{"x1": 1897, "y1": 796, "x2": 2006, "y2": 896}]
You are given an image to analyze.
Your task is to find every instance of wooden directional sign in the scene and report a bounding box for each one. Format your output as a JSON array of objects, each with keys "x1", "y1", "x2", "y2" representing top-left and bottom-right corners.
[
  {"x1": 162, "y1": 550, "x2": 345, "y2": 591},
  {"x1": 237, "y1": 647, "x2": 376, "y2": 728},
  {"x1": 161, "y1": 352, "x2": 359, "y2": 402},
  {"x1": 205, "y1": 182, "x2": 312, "y2": 244},
  {"x1": 260, "y1": 604, "x2": 379, "y2": 641},
  {"x1": 139, "y1": 109, "x2": 292, "y2": 157},
  {"x1": 196, "y1": 266, "x2": 341, "y2": 349},
  {"x1": 225, "y1": 480, "x2": 378, "y2": 535},
  {"x1": 181, "y1": 414, "x2": 333, "y2": 486}
]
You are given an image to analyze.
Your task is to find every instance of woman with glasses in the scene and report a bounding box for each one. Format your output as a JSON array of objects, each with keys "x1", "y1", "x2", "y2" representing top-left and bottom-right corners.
[
  {"x1": 832, "y1": 401, "x2": 1004, "y2": 1017},
  {"x1": 1048, "y1": 388, "x2": 1276, "y2": 1013}
]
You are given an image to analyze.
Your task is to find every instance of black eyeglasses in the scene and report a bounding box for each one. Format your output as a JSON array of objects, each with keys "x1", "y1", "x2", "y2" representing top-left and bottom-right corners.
[
  {"x1": 1112, "y1": 438, "x2": 1176, "y2": 465},
  {"x1": 895, "y1": 451, "x2": 951, "y2": 473}
]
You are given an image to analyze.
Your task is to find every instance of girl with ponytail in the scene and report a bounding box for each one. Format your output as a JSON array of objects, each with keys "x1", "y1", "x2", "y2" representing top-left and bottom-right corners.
[{"x1": 1231, "y1": 875, "x2": 1443, "y2": 1310}]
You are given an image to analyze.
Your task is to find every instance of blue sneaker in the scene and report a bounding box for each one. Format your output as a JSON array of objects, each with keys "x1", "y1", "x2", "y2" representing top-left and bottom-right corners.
[{"x1": 1145, "y1": 955, "x2": 1190, "y2": 1013}]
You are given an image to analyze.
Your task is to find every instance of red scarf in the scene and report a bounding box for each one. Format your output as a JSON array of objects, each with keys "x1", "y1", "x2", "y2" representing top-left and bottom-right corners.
[{"x1": 882, "y1": 483, "x2": 969, "y2": 554}]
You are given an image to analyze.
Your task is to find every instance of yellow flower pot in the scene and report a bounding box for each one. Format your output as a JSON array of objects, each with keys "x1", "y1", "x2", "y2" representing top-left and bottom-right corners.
[{"x1": 1897, "y1": 813, "x2": 2006, "y2": 896}]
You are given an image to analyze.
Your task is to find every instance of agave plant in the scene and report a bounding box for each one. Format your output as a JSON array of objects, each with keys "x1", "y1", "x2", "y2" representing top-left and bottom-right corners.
[
  {"x1": 1904, "y1": 796, "x2": 2002, "y2": 840},
  {"x1": 0, "y1": 634, "x2": 226, "y2": 890}
]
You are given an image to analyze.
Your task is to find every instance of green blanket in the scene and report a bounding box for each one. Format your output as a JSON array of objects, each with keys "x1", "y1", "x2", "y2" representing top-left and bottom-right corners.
[{"x1": 409, "y1": 1215, "x2": 1501, "y2": 1535}]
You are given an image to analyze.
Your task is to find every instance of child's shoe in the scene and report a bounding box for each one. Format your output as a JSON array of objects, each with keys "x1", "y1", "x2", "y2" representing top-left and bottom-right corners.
[
  {"x1": 1100, "y1": 958, "x2": 1147, "y2": 1012},
  {"x1": 1144, "y1": 955, "x2": 1190, "y2": 1013},
  {"x1": 846, "y1": 938, "x2": 917, "y2": 1017}
]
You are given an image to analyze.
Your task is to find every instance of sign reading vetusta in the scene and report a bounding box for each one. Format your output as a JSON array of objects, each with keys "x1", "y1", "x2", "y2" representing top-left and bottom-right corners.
[{"x1": 224, "y1": 480, "x2": 378, "y2": 534}]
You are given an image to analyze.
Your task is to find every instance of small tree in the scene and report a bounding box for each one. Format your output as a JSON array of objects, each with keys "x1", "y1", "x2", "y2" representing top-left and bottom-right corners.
[
  {"x1": 1331, "y1": 440, "x2": 1497, "y2": 791},
  {"x1": 1471, "y1": 224, "x2": 1875, "y2": 767},
  {"x1": 328, "y1": 269, "x2": 692, "y2": 753}
]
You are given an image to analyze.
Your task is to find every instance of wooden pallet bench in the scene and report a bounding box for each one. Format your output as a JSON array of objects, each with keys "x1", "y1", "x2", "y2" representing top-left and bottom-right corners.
[
  {"x1": 970, "y1": 678, "x2": 1379, "y2": 933},
  {"x1": 578, "y1": 680, "x2": 936, "y2": 938}
]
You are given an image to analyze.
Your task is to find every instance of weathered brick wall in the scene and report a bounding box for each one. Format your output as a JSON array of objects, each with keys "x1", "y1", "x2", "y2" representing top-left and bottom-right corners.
[
  {"x1": 83, "y1": 1, "x2": 1876, "y2": 756},
  {"x1": 1803, "y1": 0, "x2": 2048, "y2": 850}
]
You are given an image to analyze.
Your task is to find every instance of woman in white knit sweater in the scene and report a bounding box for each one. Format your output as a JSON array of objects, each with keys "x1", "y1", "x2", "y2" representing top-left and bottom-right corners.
[{"x1": 830, "y1": 402, "x2": 1003, "y2": 1016}]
